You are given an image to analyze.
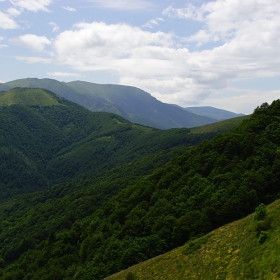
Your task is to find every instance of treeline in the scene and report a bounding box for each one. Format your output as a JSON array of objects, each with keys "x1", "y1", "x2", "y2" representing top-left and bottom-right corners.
[{"x1": 1, "y1": 101, "x2": 280, "y2": 279}]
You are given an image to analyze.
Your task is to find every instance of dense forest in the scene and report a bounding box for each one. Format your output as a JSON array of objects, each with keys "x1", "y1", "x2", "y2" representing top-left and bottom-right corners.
[
  {"x1": 0, "y1": 88, "x2": 215, "y2": 200},
  {"x1": 1, "y1": 88, "x2": 280, "y2": 279}
]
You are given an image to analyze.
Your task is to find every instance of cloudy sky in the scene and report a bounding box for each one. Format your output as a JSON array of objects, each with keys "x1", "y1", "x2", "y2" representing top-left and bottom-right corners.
[{"x1": 0, "y1": 0, "x2": 280, "y2": 114}]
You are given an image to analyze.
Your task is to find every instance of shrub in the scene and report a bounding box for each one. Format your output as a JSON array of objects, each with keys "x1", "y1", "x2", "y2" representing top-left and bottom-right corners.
[
  {"x1": 255, "y1": 217, "x2": 272, "y2": 235},
  {"x1": 254, "y1": 203, "x2": 267, "y2": 221},
  {"x1": 258, "y1": 231, "x2": 268, "y2": 244}
]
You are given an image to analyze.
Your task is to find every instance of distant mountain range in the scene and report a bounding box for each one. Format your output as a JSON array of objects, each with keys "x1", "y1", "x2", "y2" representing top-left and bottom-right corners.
[
  {"x1": 0, "y1": 78, "x2": 244, "y2": 129},
  {"x1": 185, "y1": 106, "x2": 244, "y2": 120}
]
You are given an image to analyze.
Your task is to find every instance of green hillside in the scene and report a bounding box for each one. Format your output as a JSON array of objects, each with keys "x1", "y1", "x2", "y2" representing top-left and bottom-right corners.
[
  {"x1": 0, "y1": 88, "x2": 219, "y2": 200},
  {"x1": 0, "y1": 88, "x2": 60, "y2": 106},
  {"x1": 190, "y1": 114, "x2": 250, "y2": 134},
  {"x1": 106, "y1": 200, "x2": 280, "y2": 280},
  {"x1": 0, "y1": 78, "x2": 220, "y2": 129},
  {"x1": 0, "y1": 100, "x2": 279, "y2": 280}
]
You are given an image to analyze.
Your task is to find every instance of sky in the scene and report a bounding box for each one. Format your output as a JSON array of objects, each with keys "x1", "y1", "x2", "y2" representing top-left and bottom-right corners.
[{"x1": 0, "y1": 0, "x2": 280, "y2": 114}]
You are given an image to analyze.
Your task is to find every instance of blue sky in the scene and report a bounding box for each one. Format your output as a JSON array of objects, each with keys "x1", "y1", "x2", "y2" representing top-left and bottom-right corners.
[{"x1": 0, "y1": 0, "x2": 280, "y2": 114}]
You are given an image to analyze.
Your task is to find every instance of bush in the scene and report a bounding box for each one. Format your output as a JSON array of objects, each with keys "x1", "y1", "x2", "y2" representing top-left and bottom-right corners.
[
  {"x1": 255, "y1": 217, "x2": 271, "y2": 235},
  {"x1": 258, "y1": 231, "x2": 268, "y2": 244},
  {"x1": 254, "y1": 203, "x2": 267, "y2": 221}
]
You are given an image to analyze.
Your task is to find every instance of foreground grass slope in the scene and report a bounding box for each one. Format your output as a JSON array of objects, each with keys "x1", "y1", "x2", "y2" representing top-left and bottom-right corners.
[{"x1": 106, "y1": 199, "x2": 280, "y2": 280}]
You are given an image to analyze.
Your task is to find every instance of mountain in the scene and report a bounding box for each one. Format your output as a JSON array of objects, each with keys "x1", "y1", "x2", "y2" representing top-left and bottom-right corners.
[
  {"x1": 105, "y1": 200, "x2": 279, "y2": 280},
  {"x1": 0, "y1": 78, "x2": 220, "y2": 129},
  {"x1": 1, "y1": 100, "x2": 279, "y2": 279},
  {"x1": 185, "y1": 106, "x2": 244, "y2": 120},
  {"x1": 0, "y1": 87, "x2": 219, "y2": 201}
]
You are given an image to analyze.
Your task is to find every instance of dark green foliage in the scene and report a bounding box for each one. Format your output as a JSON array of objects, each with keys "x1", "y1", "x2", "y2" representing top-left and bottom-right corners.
[
  {"x1": 254, "y1": 204, "x2": 271, "y2": 237},
  {"x1": 258, "y1": 231, "x2": 268, "y2": 244},
  {"x1": 254, "y1": 203, "x2": 268, "y2": 221},
  {"x1": 0, "y1": 88, "x2": 215, "y2": 200},
  {"x1": 255, "y1": 218, "x2": 272, "y2": 235},
  {"x1": 1, "y1": 99, "x2": 280, "y2": 279}
]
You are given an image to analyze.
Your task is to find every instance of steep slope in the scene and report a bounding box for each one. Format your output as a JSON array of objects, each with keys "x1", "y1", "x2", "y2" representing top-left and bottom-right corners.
[
  {"x1": 0, "y1": 78, "x2": 218, "y2": 129},
  {"x1": 1, "y1": 101, "x2": 280, "y2": 280},
  {"x1": 106, "y1": 200, "x2": 280, "y2": 280},
  {"x1": 0, "y1": 87, "x2": 218, "y2": 200},
  {"x1": 0, "y1": 88, "x2": 60, "y2": 106},
  {"x1": 67, "y1": 80, "x2": 217, "y2": 128},
  {"x1": 190, "y1": 114, "x2": 250, "y2": 134},
  {"x1": 185, "y1": 106, "x2": 244, "y2": 120},
  {"x1": 2, "y1": 78, "x2": 90, "y2": 106}
]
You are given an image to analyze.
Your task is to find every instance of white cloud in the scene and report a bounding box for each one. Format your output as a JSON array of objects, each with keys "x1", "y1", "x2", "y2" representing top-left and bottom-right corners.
[
  {"x1": 51, "y1": 0, "x2": 280, "y2": 111},
  {"x1": 163, "y1": 4, "x2": 203, "y2": 21},
  {"x1": 49, "y1": 22, "x2": 59, "y2": 32},
  {"x1": 62, "y1": 6, "x2": 76, "y2": 12},
  {"x1": 164, "y1": 0, "x2": 280, "y2": 45},
  {"x1": 10, "y1": 0, "x2": 52, "y2": 12},
  {"x1": 0, "y1": 11, "x2": 18, "y2": 29},
  {"x1": 143, "y1": 18, "x2": 164, "y2": 29},
  {"x1": 11, "y1": 34, "x2": 51, "y2": 52},
  {"x1": 15, "y1": 56, "x2": 52, "y2": 63},
  {"x1": 88, "y1": 0, "x2": 153, "y2": 10},
  {"x1": 7, "y1": 7, "x2": 21, "y2": 16},
  {"x1": 47, "y1": 72, "x2": 81, "y2": 77},
  {"x1": 53, "y1": 21, "x2": 174, "y2": 73},
  {"x1": 199, "y1": 88, "x2": 280, "y2": 114}
]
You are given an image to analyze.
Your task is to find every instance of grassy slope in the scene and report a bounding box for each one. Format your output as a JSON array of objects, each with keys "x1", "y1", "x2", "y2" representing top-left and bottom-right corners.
[
  {"x1": 106, "y1": 199, "x2": 280, "y2": 280},
  {"x1": 190, "y1": 115, "x2": 250, "y2": 134},
  {"x1": 0, "y1": 88, "x2": 60, "y2": 106}
]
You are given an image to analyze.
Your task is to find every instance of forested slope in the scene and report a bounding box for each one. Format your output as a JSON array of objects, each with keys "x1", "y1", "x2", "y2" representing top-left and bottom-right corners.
[
  {"x1": 1, "y1": 100, "x2": 279, "y2": 279},
  {"x1": 0, "y1": 88, "x2": 217, "y2": 200},
  {"x1": 0, "y1": 87, "x2": 225, "y2": 279}
]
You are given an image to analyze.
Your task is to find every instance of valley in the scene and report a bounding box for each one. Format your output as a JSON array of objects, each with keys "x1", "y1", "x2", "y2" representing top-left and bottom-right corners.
[{"x1": 0, "y1": 86, "x2": 279, "y2": 280}]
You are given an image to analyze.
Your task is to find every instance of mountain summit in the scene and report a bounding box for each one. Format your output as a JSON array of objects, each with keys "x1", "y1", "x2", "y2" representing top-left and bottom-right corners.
[{"x1": 0, "y1": 78, "x2": 242, "y2": 129}]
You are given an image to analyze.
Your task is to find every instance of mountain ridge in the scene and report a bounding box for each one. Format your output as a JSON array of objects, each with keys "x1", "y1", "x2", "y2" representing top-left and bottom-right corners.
[
  {"x1": 185, "y1": 106, "x2": 244, "y2": 120},
  {"x1": 0, "y1": 78, "x2": 242, "y2": 129},
  {"x1": 0, "y1": 87, "x2": 220, "y2": 200}
]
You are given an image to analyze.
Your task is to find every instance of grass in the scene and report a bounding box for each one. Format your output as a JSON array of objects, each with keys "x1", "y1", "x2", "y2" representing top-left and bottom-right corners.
[
  {"x1": 190, "y1": 115, "x2": 250, "y2": 134},
  {"x1": 0, "y1": 88, "x2": 60, "y2": 106},
  {"x1": 105, "y1": 199, "x2": 280, "y2": 280}
]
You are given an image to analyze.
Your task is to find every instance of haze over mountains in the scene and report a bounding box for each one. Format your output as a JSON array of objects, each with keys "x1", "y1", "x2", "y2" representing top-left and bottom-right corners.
[{"x1": 0, "y1": 78, "x2": 244, "y2": 129}]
